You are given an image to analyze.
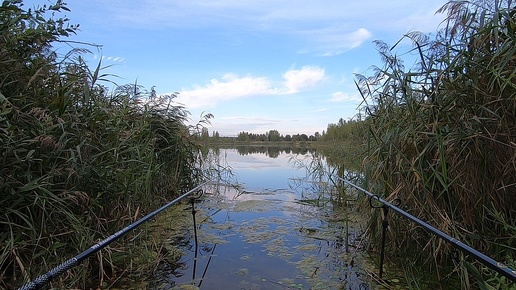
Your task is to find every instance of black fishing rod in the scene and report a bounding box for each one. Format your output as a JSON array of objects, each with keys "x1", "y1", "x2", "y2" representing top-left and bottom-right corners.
[
  {"x1": 334, "y1": 176, "x2": 516, "y2": 283},
  {"x1": 19, "y1": 178, "x2": 214, "y2": 290}
]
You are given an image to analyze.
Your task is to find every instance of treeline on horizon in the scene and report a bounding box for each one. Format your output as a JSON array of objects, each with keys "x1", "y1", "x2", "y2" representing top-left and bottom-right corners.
[{"x1": 199, "y1": 118, "x2": 362, "y2": 143}]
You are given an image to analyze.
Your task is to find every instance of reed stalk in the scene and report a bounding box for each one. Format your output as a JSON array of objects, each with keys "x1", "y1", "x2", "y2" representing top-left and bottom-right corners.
[
  {"x1": 1, "y1": 2, "x2": 209, "y2": 288},
  {"x1": 355, "y1": 0, "x2": 516, "y2": 288}
]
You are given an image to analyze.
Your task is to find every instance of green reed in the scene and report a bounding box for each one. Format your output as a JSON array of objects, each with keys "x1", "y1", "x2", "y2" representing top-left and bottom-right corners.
[
  {"x1": 1, "y1": 1, "x2": 209, "y2": 288},
  {"x1": 354, "y1": 1, "x2": 516, "y2": 288}
]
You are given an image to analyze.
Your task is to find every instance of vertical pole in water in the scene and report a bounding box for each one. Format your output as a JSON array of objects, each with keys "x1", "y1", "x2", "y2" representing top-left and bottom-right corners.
[
  {"x1": 379, "y1": 205, "x2": 389, "y2": 279},
  {"x1": 345, "y1": 213, "x2": 350, "y2": 253},
  {"x1": 190, "y1": 197, "x2": 199, "y2": 282}
]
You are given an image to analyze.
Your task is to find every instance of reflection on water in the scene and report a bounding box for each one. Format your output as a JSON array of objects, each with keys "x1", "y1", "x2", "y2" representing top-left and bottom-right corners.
[
  {"x1": 149, "y1": 148, "x2": 375, "y2": 289},
  {"x1": 220, "y1": 145, "x2": 317, "y2": 158}
]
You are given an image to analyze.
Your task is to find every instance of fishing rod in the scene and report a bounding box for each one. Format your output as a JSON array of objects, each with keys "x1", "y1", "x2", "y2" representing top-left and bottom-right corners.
[
  {"x1": 333, "y1": 176, "x2": 516, "y2": 283},
  {"x1": 19, "y1": 178, "x2": 214, "y2": 290}
]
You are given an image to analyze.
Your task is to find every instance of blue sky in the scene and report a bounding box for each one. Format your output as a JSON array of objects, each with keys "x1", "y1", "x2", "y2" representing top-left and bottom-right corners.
[{"x1": 28, "y1": 0, "x2": 447, "y2": 136}]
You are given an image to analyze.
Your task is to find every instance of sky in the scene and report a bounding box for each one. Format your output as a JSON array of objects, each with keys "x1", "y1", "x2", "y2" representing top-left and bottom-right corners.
[{"x1": 26, "y1": 0, "x2": 448, "y2": 136}]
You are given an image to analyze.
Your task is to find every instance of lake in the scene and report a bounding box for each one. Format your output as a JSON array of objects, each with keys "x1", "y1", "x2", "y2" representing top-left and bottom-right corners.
[{"x1": 147, "y1": 147, "x2": 378, "y2": 289}]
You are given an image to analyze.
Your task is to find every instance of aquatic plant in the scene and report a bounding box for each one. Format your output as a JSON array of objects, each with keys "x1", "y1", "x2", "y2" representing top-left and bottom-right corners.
[{"x1": 355, "y1": 0, "x2": 516, "y2": 288}]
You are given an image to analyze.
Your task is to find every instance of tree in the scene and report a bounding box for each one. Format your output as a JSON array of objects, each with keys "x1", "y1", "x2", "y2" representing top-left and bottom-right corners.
[
  {"x1": 268, "y1": 130, "x2": 281, "y2": 142},
  {"x1": 201, "y1": 127, "x2": 209, "y2": 141},
  {"x1": 237, "y1": 131, "x2": 249, "y2": 141}
]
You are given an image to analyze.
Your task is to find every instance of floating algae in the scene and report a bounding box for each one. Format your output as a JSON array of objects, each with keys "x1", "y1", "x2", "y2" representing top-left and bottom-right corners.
[
  {"x1": 233, "y1": 199, "x2": 276, "y2": 212},
  {"x1": 295, "y1": 243, "x2": 319, "y2": 252},
  {"x1": 237, "y1": 268, "x2": 249, "y2": 276},
  {"x1": 264, "y1": 237, "x2": 292, "y2": 259}
]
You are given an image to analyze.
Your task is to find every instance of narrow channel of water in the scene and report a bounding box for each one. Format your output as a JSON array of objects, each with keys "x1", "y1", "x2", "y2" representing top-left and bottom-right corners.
[{"x1": 148, "y1": 148, "x2": 378, "y2": 289}]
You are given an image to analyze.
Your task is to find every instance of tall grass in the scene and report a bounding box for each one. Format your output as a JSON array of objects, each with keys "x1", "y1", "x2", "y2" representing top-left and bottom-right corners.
[
  {"x1": 1, "y1": 1, "x2": 208, "y2": 288},
  {"x1": 355, "y1": 0, "x2": 515, "y2": 288}
]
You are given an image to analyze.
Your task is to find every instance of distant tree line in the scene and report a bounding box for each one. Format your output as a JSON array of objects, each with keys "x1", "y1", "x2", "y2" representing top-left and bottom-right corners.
[
  {"x1": 236, "y1": 130, "x2": 319, "y2": 142},
  {"x1": 201, "y1": 119, "x2": 364, "y2": 143}
]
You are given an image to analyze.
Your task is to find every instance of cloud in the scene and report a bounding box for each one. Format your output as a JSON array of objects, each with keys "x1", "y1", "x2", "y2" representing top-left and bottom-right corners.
[
  {"x1": 177, "y1": 66, "x2": 326, "y2": 108},
  {"x1": 346, "y1": 28, "x2": 373, "y2": 49},
  {"x1": 297, "y1": 27, "x2": 372, "y2": 56},
  {"x1": 177, "y1": 74, "x2": 276, "y2": 108},
  {"x1": 283, "y1": 66, "x2": 326, "y2": 93},
  {"x1": 329, "y1": 91, "x2": 362, "y2": 102},
  {"x1": 93, "y1": 55, "x2": 125, "y2": 63}
]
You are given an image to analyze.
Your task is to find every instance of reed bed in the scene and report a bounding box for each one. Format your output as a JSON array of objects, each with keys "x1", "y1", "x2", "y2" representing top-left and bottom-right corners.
[
  {"x1": 355, "y1": 0, "x2": 515, "y2": 288},
  {"x1": 1, "y1": 2, "x2": 207, "y2": 288}
]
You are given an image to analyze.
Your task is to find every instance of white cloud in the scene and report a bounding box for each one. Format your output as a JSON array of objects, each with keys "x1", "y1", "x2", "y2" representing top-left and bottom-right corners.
[
  {"x1": 283, "y1": 66, "x2": 326, "y2": 93},
  {"x1": 177, "y1": 66, "x2": 326, "y2": 108},
  {"x1": 329, "y1": 91, "x2": 362, "y2": 102},
  {"x1": 321, "y1": 27, "x2": 371, "y2": 55},
  {"x1": 177, "y1": 74, "x2": 276, "y2": 108},
  {"x1": 347, "y1": 28, "x2": 373, "y2": 49},
  {"x1": 297, "y1": 27, "x2": 372, "y2": 56},
  {"x1": 94, "y1": 55, "x2": 125, "y2": 63}
]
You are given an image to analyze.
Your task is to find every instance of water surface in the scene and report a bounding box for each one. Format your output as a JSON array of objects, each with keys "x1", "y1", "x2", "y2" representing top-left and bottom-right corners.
[{"x1": 150, "y1": 148, "x2": 375, "y2": 289}]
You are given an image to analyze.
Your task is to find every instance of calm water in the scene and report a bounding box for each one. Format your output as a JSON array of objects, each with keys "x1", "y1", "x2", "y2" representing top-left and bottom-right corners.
[{"x1": 148, "y1": 148, "x2": 376, "y2": 289}]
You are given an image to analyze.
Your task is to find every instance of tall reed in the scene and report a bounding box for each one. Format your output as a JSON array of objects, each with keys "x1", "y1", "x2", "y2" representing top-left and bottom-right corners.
[
  {"x1": 355, "y1": 0, "x2": 515, "y2": 288},
  {"x1": 1, "y1": 1, "x2": 207, "y2": 288}
]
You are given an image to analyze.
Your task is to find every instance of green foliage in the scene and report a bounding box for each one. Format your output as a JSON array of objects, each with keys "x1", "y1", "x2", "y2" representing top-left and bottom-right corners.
[
  {"x1": 0, "y1": 1, "x2": 205, "y2": 288},
  {"x1": 235, "y1": 131, "x2": 318, "y2": 142},
  {"x1": 321, "y1": 117, "x2": 363, "y2": 142},
  {"x1": 356, "y1": 0, "x2": 516, "y2": 287}
]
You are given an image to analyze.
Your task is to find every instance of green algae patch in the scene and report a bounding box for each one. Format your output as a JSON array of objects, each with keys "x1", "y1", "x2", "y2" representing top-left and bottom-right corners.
[
  {"x1": 237, "y1": 268, "x2": 249, "y2": 276},
  {"x1": 264, "y1": 237, "x2": 292, "y2": 259},
  {"x1": 233, "y1": 199, "x2": 276, "y2": 212},
  {"x1": 295, "y1": 243, "x2": 319, "y2": 252}
]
